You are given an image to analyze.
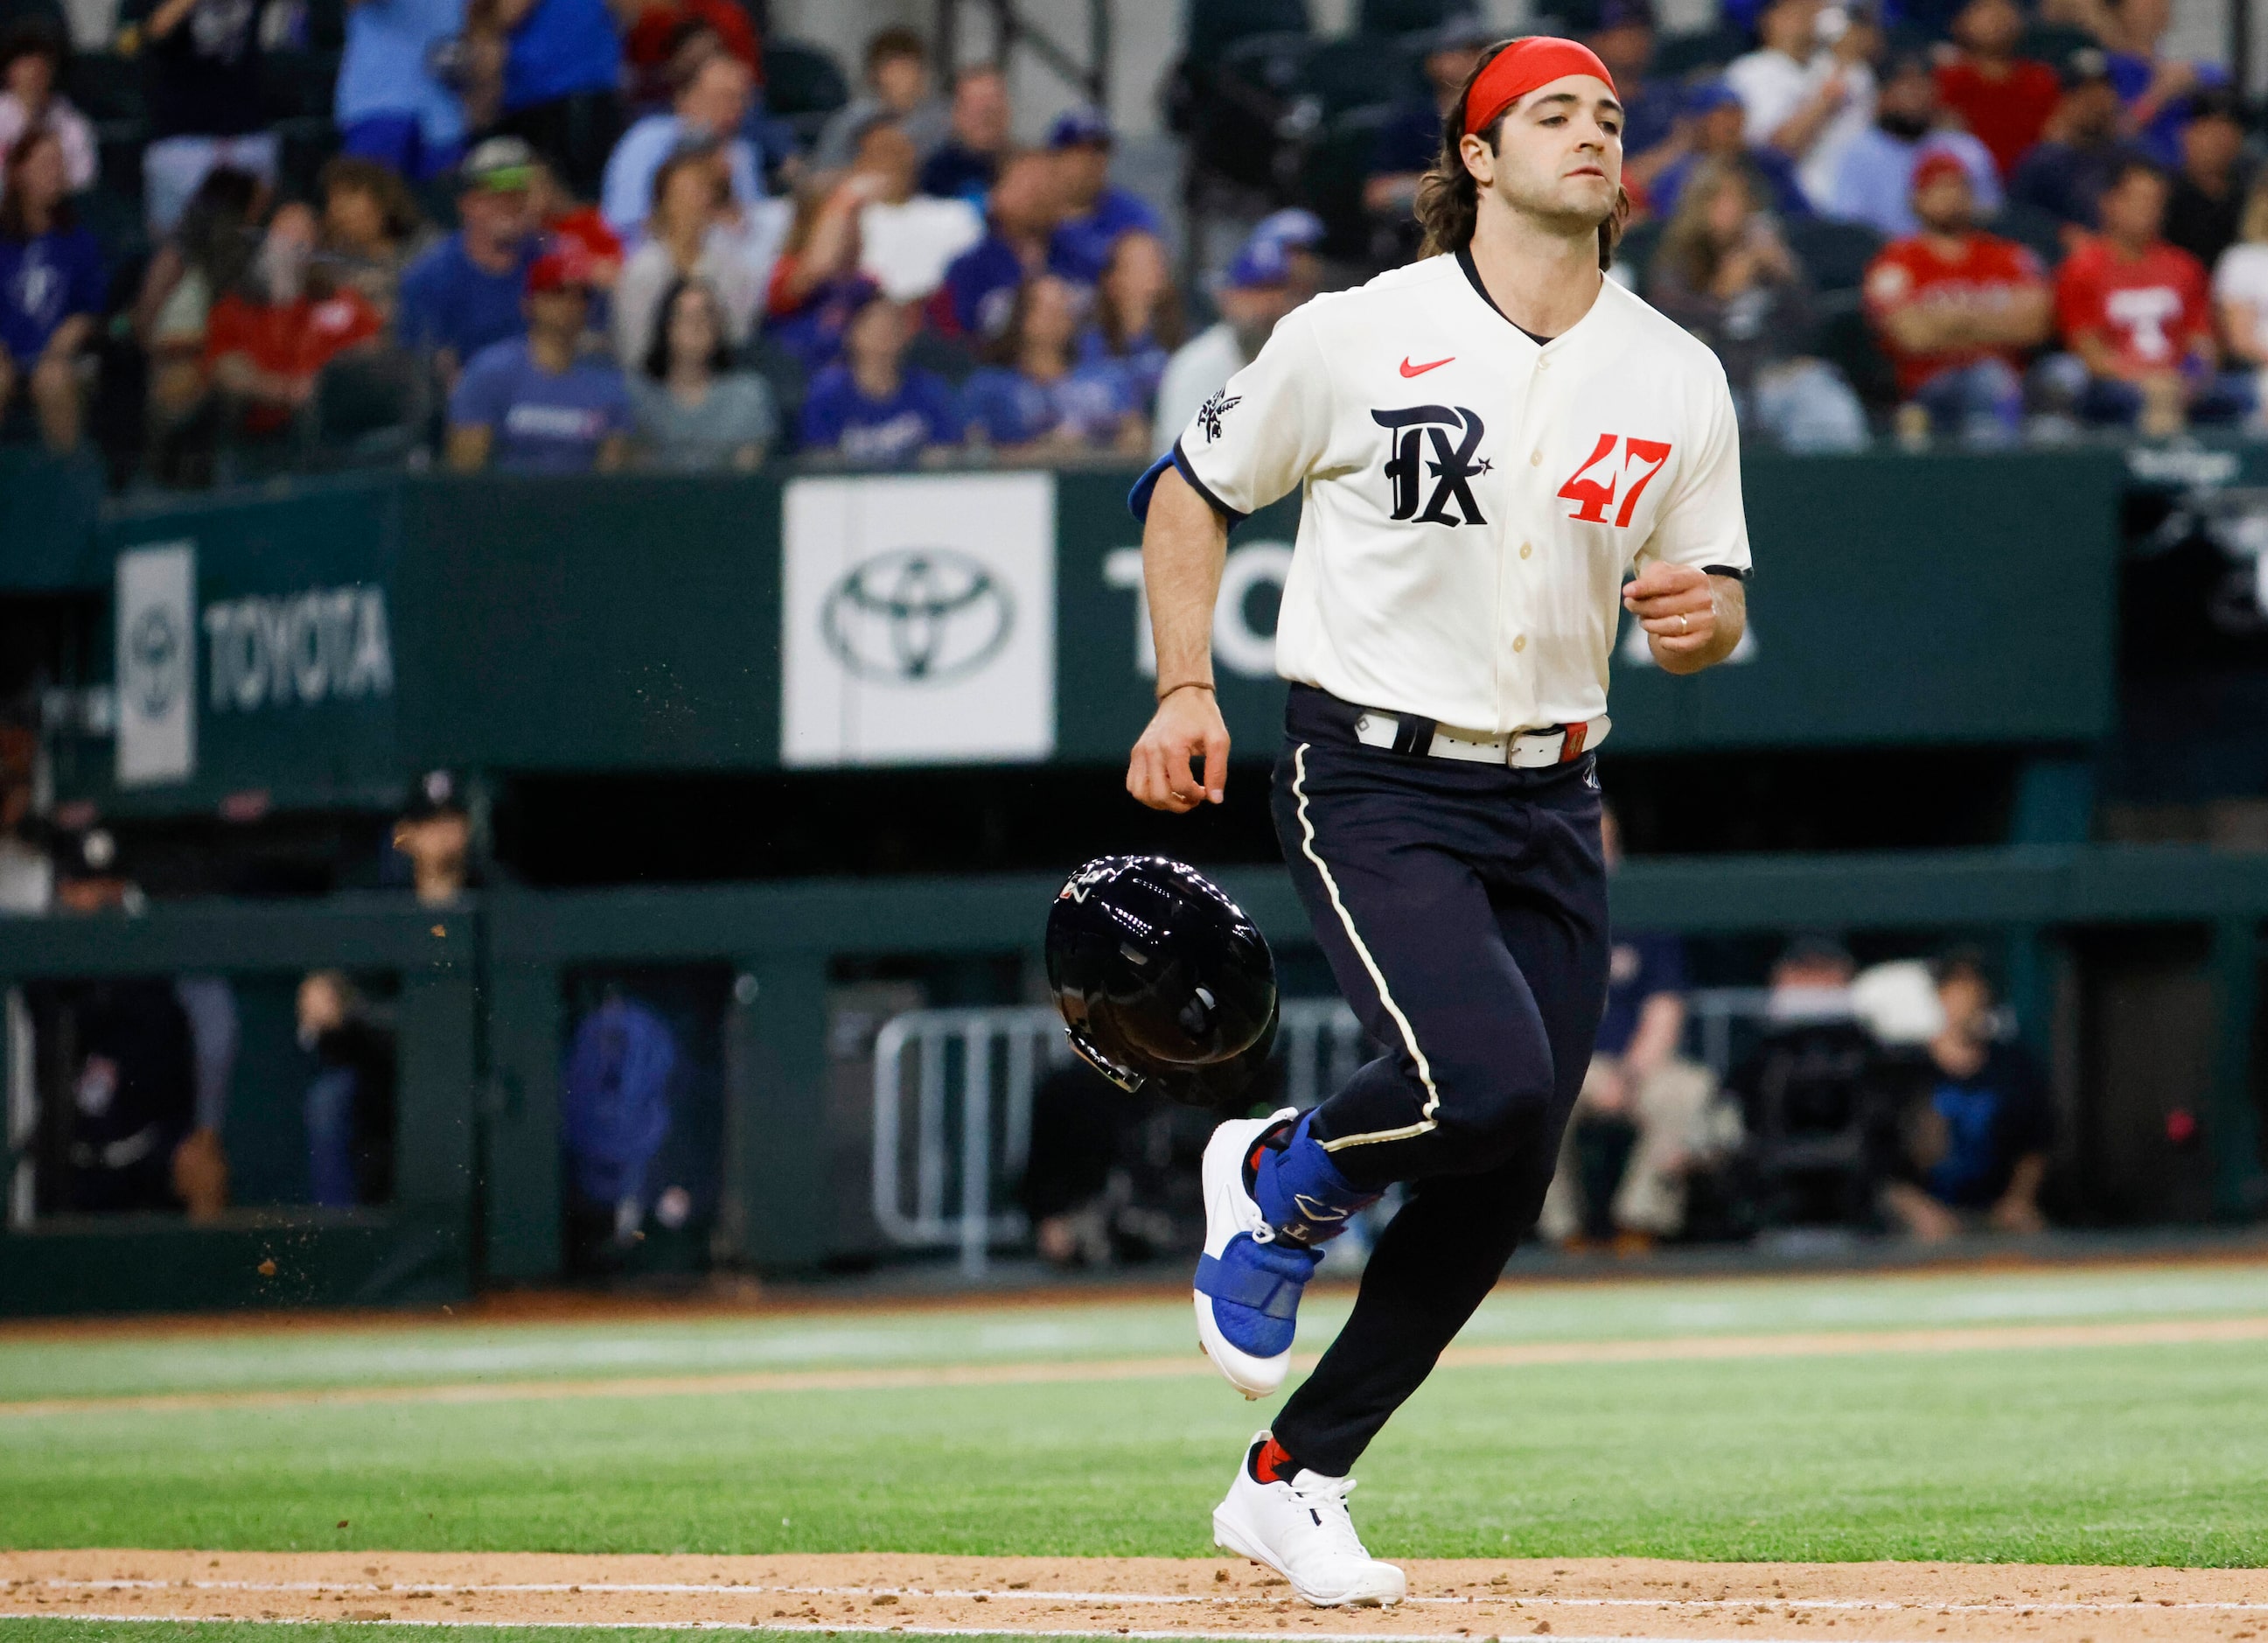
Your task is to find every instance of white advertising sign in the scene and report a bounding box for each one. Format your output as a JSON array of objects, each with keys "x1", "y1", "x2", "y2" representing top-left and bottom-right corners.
[
  {"x1": 114, "y1": 542, "x2": 197, "y2": 787},
  {"x1": 782, "y1": 473, "x2": 1056, "y2": 766}
]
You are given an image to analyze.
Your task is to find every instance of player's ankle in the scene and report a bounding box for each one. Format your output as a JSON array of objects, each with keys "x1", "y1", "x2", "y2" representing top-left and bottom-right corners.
[
  {"x1": 1253, "y1": 1112, "x2": 1379, "y2": 1244},
  {"x1": 1247, "y1": 1433, "x2": 1304, "y2": 1485}
]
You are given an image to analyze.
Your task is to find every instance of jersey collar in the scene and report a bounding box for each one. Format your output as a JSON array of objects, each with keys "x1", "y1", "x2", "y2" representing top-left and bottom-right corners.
[{"x1": 1454, "y1": 245, "x2": 1605, "y2": 350}]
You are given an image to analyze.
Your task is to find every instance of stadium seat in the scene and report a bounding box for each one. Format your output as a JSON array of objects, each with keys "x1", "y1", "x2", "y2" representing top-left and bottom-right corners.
[
  {"x1": 1301, "y1": 102, "x2": 1399, "y2": 261},
  {"x1": 1811, "y1": 301, "x2": 1899, "y2": 414},
  {"x1": 1302, "y1": 32, "x2": 1424, "y2": 117},
  {"x1": 1184, "y1": 0, "x2": 1314, "y2": 68},
  {"x1": 1355, "y1": 0, "x2": 1477, "y2": 37},
  {"x1": 2017, "y1": 20, "x2": 2097, "y2": 66},
  {"x1": 762, "y1": 39, "x2": 848, "y2": 148},
  {"x1": 1992, "y1": 199, "x2": 2069, "y2": 274},
  {"x1": 1783, "y1": 216, "x2": 1882, "y2": 295},
  {"x1": 63, "y1": 52, "x2": 146, "y2": 123},
  {"x1": 261, "y1": 49, "x2": 341, "y2": 120},
  {"x1": 1186, "y1": 30, "x2": 1315, "y2": 193},
  {"x1": 305, "y1": 348, "x2": 428, "y2": 471}
]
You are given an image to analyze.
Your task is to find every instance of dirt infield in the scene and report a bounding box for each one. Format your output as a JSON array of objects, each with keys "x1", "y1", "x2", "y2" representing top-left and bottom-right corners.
[{"x1": 5, "y1": 1551, "x2": 2266, "y2": 1641}]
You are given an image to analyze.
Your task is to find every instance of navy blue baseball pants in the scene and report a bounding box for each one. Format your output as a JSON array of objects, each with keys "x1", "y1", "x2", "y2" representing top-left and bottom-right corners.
[{"x1": 1265, "y1": 683, "x2": 1611, "y2": 1476}]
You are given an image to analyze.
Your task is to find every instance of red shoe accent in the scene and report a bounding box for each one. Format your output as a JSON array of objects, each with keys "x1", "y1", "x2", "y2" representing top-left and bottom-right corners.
[{"x1": 1253, "y1": 1436, "x2": 1297, "y2": 1484}]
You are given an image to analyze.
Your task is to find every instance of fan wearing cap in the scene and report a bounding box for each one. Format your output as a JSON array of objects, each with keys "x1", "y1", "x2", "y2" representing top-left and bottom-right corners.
[
  {"x1": 446, "y1": 243, "x2": 632, "y2": 472},
  {"x1": 399, "y1": 137, "x2": 547, "y2": 386},
  {"x1": 1862, "y1": 151, "x2": 2049, "y2": 440},
  {"x1": 1120, "y1": 35, "x2": 1748, "y2": 1605},
  {"x1": 1045, "y1": 107, "x2": 1163, "y2": 285},
  {"x1": 1147, "y1": 213, "x2": 1321, "y2": 455}
]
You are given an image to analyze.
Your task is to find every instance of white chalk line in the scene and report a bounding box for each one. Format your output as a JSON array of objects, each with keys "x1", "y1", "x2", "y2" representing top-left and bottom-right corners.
[
  {"x1": 0, "y1": 1611, "x2": 1830, "y2": 1643},
  {"x1": 14, "y1": 1582, "x2": 2268, "y2": 1616}
]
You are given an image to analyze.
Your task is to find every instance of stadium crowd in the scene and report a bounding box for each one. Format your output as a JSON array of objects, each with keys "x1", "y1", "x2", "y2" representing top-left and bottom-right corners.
[{"x1": 2, "y1": 0, "x2": 2265, "y2": 481}]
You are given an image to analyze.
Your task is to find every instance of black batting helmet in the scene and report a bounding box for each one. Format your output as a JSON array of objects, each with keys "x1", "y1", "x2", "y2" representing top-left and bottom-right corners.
[{"x1": 1044, "y1": 856, "x2": 1278, "y2": 1108}]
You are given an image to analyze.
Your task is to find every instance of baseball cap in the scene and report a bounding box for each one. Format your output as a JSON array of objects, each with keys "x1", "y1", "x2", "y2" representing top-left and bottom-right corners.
[
  {"x1": 1581, "y1": 0, "x2": 1656, "y2": 32},
  {"x1": 2060, "y1": 45, "x2": 2112, "y2": 87},
  {"x1": 1221, "y1": 234, "x2": 1295, "y2": 291},
  {"x1": 1251, "y1": 206, "x2": 1325, "y2": 251},
  {"x1": 1684, "y1": 77, "x2": 1742, "y2": 115},
  {"x1": 1910, "y1": 150, "x2": 1970, "y2": 194},
  {"x1": 460, "y1": 135, "x2": 538, "y2": 192},
  {"x1": 1046, "y1": 107, "x2": 1113, "y2": 150},
  {"x1": 525, "y1": 243, "x2": 597, "y2": 295},
  {"x1": 2184, "y1": 86, "x2": 2247, "y2": 125}
]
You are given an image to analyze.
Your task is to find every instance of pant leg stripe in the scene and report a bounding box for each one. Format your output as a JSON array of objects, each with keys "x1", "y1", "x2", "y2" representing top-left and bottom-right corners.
[{"x1": 1288, "y1": 741, "x2": 1440, "y2": 1150}]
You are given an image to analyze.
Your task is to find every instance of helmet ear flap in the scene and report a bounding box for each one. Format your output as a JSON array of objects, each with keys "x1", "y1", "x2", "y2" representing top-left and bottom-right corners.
[{"x1": 1151, "y1": 992, "x2": 1279, "y2": 1112}]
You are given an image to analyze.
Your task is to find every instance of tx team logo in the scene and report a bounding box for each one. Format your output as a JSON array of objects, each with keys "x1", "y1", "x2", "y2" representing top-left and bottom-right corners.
[
  {"x1": 1197, "y1": 390, "x2": 1240, "y2": 443},
  {"x1": 1557, "y1": 433, "x2": 1673, "y2": 526},
  {"x1": 1371, "y1": 404, "x2": 1490, "y2": 526}
]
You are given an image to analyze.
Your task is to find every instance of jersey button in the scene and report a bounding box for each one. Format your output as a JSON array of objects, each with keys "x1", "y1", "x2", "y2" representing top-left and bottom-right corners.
[
  {"x1": 1529, "y1": 450, "x2": 1542, "y2": 466},
  {"x1": 1513, "y1": 635, "x2": 1528, "y2": 653},
  {"x1": 1519, "y1": 542, "x2": 1532, "y2": 560}
]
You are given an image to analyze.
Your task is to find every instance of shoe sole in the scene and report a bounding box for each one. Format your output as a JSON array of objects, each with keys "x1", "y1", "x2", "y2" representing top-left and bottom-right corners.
[
  {"x1": 1211, "y1": 1500, "x2": 1405, "y2": 1608},
  {"x1": 1195, "y1": 1115, "x2": 1295, "y2": 1399}
]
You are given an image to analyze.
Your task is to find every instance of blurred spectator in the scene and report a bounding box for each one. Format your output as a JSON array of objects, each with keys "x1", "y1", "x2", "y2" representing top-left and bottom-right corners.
[
  {"x1": 1650, "y1": 157, "x2": 1867, "y2": 450},
  {"x1": 1078, "y1": 229, "x2": 1179, "y2": 411},
  {"x1": 960, "y1": 273, "x2": 1144, "y2": 458},
  {"x1": 611, "y1": 145, "x2": 781, "y2": 366},
  {"x1": 2095, "y1": 0, "x2": 2224, "y2": 167},
  {"x1": 561, "y1": 991, "x2": 676, "y2": 1259},
  {"x1": 199, "y1": 203, "x2": 382, "y2": 438},
  {"x1": 1723, "y1": 934, "x2": 1900, "y2": 1231},
  {"x1": 2212, "y1": 173, "x2": 2268, "y2": 392},
  {"x1": 763, "y1": 175, "x2": 868, "y2": 370},
  {"x1": 391, "y1": 770, "x2": 473, "y2": 902},
  {"x1": 399, "y1": 136, "x2": 542, "y2": 385},
  {"x1": 205, "y1": 203, "x2": 385, "y2": 437},
  {"x1": 447, "y1": 246, "x2": 630, "y2": 472},
  {"x1": 1881, "y1": 952, "x2": 2051, "y2": 1241},
  {"x1": 318, "y1": 155, "x2": 431, "y2": 318},
  {"x1": 1934, "y1": 0, "x2": 2060, "y2": 182},
  {"x1": 1827, "y1": 51, "x2": 1999, "y2": 238},
  {"x1": 813, "y1": 26, "x2": 947, "y2": 172},
  {"x1": 1863, "y1": 153, "x2": 2051, "y2": 443},
  {"x1": 297, "y1": 969, "x2": 396, "y2": 1208},
  {"x1": 136, "y1": 0, "x2": 281, "y2": 234},
  {"x1": 45, "y1": 828, "x2": 219, "y2": 1217},
  {"x1": 136, "y1": 165, "x2": 262, "y2": 472},
  {"x1": 0, "y1": 24, "x2": 93, "y2": 199},
  {"x1": 530, "y1": 153, "x2": 622, "y2": 287},
  {"x1": 335, "y1": 0, "x2": 467, "y2": 184},
  {"x1": 1538, "y1": 807, "x2": 1729, "y2": 1252},
  {"x1": 918, "y1": 62, "x2": 1009, "y2": 205},
  {"x1": 598, "y1": 46, "x2": 759, "y2": 238},
  {"x1": 1726, "y1": 0, "x2": 1881, "y2": 212},
  {"x1": 1045, "y1": 108, "x2": 1161, "y2": 285},
  {"x1": 1587, "y1": 0, "x2": 1678, "y2": 181},
  {"x1": 630, "y1": 275, "x2": 773, "y2": 469},
  {"x1": 619, "y1": 0, "x2": 757, "y2": 108},
  {"x1": 2163, "y1": 89, "x2": 2251, "y2": 271},
  {"x1": 0, "y1": 723, "x2": 46, "y2": 912},
  {"x1": 1364, "y1": 18, "x2": 1488, "y2": 226},
  {"x1": 2048, "y1": 157, "x2": 2231, "y2": 432},
  {"x1": 2008, "y1": 49, "x2": 2144, "y2": 230},
  {"x1": 854, "y1": 120, "x2": 980, "y2": 303},
  {"x1": 797, "y1": 289, "x2": 959, "y2": 464},
  {"x1": 1644, "y1": 80, "x2": 1812, "y2": 222},
  {"x1": 933, "y1": 148, "x2": 1069, "y2": 342},
  {"x1": 1151, "y1": 214, "x2": 1318, "y2": 454},
  {"x1": 477, "y1": 0, "x2": 623, "y2": 198},
  {"x1": 0, "y1": 128, "x2": 101, "y2": 451}
]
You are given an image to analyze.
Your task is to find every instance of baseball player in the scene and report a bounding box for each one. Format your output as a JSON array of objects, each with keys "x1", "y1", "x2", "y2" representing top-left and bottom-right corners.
[{"x1": 1124, "y1": 35, "x2": 1751, "y2": 1607}]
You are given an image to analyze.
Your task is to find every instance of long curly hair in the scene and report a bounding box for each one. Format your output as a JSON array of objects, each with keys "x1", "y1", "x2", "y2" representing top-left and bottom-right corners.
[{"x1": 1413, "y1": 39, "x2": 1629, "y2": 270}]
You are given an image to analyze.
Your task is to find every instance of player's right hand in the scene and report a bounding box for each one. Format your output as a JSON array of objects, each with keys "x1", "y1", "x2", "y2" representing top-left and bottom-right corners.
[{"x1": 1127, "y1": 684, "x2": 1229, "y2": 813}]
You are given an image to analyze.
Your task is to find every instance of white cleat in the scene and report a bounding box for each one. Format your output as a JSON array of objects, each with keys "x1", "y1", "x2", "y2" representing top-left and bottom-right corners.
[
  {"x1": 1212, "y1": 1433, "x2": 1406, "y2": 1608},
  {"x1": 1194, "y1": 1107, "x2": 1308, "y2": 1398}
]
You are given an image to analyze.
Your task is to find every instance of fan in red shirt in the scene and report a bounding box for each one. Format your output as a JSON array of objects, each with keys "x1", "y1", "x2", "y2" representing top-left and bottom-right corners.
[
  {"x1": 204, "y1": 205, "x2": 384, "y2": 435},
  {"x1": 2052, "y1": 157, "x2": 2246, "y2": 431},
  {"x1": 1864, "y1": 152, "x2": 2051, "y2": 440},
  {"x1": 1933, "y1": 0, "x2": 2061, "y2": 180}
]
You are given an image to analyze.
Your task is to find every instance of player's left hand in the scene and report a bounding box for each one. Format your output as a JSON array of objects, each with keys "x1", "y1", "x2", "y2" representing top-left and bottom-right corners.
[{"x1": 1622, "y1": 562, "x2": 1719, "y2": 658}]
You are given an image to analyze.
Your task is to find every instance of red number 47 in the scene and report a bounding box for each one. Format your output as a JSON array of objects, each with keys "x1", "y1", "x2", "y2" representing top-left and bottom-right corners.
[{"x1": 1556, "y1": 434, "x2": 1672, "y2": 527}]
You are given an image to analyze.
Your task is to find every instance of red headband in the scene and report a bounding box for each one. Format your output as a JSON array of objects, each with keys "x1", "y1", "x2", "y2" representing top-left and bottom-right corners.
[{"x1": 1462, "y1": 38, "x2": 1618, "y2": 136}]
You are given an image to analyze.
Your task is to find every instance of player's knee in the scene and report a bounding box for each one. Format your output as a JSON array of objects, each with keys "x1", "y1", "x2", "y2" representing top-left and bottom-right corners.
[{"x1": 1431, "y1": 1063, "x2": 1556, "y2": 1170}]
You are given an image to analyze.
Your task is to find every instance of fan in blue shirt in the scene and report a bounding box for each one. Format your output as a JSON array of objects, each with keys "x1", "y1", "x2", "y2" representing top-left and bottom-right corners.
[
  {"x1": 1043, "y1": 107, "x2": 1162, "y2": 283},
  {"x1": 446, "y1": 248, "x2": 632, "y2": 473},
  {"x1": 398, "y1": 138, "x2": 545, "y2": 378},
  {"x1": 932, "y1": 149, "x2": 1084, "y2": 340},
  {"x1": 797, "y1": 292, "x2": 960, "y2": 465},
  {"x1": 0, "y1": 129, "x2": 105, "y2": 449},
  {"x1": 960, "y1": 273, "x2": 1141, "y2": 455}
]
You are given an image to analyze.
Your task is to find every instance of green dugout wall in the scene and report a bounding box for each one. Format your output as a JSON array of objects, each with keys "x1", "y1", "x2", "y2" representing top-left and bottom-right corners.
[{"x1": 46, "y1": 448, "x2": 2126, "y2": 817}]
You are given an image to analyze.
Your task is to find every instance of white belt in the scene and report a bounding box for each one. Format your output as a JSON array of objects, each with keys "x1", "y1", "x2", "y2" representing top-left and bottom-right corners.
[{"x1": 1352, "y1": 710, "x2": 1609, "y2": 768}]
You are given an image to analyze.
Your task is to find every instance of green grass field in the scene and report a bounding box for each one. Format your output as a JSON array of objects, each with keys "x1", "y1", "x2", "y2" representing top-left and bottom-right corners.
[{"x1": 8, "y1": 1262, "x2": 2268, "y2": 1567}]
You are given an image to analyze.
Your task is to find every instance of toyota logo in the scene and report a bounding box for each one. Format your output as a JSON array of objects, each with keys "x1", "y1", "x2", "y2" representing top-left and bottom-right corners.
[
  {"x1": 125, "y1": 605, "x2": 185, "y2": 717},
  {"x1": 821, "y1": 549, "x2": 1014, "y2": 685}
]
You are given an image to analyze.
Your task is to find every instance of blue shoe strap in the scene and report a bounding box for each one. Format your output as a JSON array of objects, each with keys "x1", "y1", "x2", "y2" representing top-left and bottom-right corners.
[{"x1": 1196, "y1": 1242, "x2": 1317, "y2": 1320}]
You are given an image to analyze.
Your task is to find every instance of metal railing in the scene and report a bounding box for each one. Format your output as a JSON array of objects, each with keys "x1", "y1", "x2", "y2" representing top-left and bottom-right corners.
[{"x1": 869, "y1": 989, "x2": 1777, "y2": 1273}]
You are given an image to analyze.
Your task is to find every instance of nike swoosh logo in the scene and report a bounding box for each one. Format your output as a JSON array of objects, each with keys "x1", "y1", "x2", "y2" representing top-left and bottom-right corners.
[{"x1": 1399, "y1": 355, "x2": 1454, "y2": 377}]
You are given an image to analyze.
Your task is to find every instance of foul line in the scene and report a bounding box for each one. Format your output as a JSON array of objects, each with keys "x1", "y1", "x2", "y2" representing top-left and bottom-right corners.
[{"x1": 7, "y1": 1315, "x2": 2268, "y2": 1421}]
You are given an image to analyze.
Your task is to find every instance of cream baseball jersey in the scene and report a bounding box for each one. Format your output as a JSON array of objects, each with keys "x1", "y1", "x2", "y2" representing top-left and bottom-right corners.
[{"x1": 1151, "y1": 249, "x2": 1751, "y2": 738}]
